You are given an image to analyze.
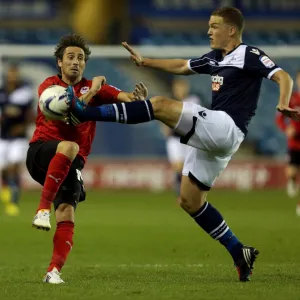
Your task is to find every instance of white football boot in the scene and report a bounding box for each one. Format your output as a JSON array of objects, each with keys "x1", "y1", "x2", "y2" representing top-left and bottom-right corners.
[
  {"x1": 43, "y1": 268, "x2": 65, "y2": 284},
  {"x1": 32, "y1": 209, "x2": 51, "y2": 231}
]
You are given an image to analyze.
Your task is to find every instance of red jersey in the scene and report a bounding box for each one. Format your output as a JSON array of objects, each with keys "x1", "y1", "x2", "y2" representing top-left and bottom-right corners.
[
  {"x1": 30, "y1": 75, "x2": 121, "y2": 161},
  {"x1": 276, "y1": 91, "x2": 300, "y2": 150}
]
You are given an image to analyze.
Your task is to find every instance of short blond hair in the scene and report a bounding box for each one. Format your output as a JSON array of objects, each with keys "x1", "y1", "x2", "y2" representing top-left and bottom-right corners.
[{"x1": 211, "y1": 7, "x2": 245, "y2": 34}]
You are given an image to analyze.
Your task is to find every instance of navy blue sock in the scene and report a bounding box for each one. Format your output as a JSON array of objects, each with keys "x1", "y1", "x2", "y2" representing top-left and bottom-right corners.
[
  {"x1": 190, "y1": 202, "x2": 243, "y2": 261},
  {"x1": 7, "y1": 177, "x2": 20, "y2": 204},
  {"x1": 82, "y1": 100, "x2": 154, "y2": 124}
]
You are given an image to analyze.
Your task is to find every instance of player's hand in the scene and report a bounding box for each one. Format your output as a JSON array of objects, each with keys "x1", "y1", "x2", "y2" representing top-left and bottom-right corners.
[
  {"x1": 122, "y1": 42, "x2": 144, "y2": 66},
  {"x1": 277, "y1": 105, "x2": 300, "y2": 121},
  {"x1": 91, "y1": 76, "x2": 106, "y2": 94},
  {"x1": 132, "y1": 82, "x2": 148, "y2": 100}
]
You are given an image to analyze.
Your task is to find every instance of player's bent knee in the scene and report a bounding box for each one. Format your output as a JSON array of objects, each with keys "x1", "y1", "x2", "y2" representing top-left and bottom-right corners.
[
  {"x1": 178, "y1": 196, "x2": 194, "y2": 213},
  {"x1": 150, "y1": 96, "x2": 183, "y2": 128},
  {"x1": 55, "y1": 203, "x2": 75, "y2": 223},
  {"x1": 179, "y1": 195, "x2": 207, "y2": 214},
  {"x1": 150, "y1": 96, "x2": 167, "y2": 114},
  {"x1": 56, "y1": 141, "x2": 79, "y2": 161},
  {"x1": 179, "y1": 180, "x2": 208, "y2": 214}
]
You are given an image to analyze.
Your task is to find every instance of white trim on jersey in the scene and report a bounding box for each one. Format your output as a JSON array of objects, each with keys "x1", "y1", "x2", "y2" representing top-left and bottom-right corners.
[
  {"x1": 267, "y1": 67, "x2": 282, "y2": 79},
  {"x1": 187, "y1": 58, "x2": 211, "y2": 73},
  {"x1": 187, "y1": 59, "x2": 197, "y2": 73}
]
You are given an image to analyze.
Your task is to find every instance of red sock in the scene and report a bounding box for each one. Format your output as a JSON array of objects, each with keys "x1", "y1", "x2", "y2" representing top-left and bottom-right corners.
[
  {"x1": 48, "y1": 221, "x2": 74, "y2": 272},
  {"x1": 37, "y1": 153, "x2": 72, "y2": 211}
]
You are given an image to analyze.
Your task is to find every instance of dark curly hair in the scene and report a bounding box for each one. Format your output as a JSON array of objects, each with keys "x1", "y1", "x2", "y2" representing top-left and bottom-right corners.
[{"x1": 54, "y1": 34, "x2": 91, "y2": 72}]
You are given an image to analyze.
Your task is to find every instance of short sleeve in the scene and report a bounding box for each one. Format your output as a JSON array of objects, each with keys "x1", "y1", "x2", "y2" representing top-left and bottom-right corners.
[
  {"x1": 188, "y1": 54, "x2": 212, "y2": 74},
  {"x1": 244, "y1": 47, "x2": 282, "y2": 79}
]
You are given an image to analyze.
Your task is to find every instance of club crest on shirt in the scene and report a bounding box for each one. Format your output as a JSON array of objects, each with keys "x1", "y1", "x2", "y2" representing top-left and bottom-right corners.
[
  {"x1": 211, "y1": 75, "x2": 224, "y2": 91},
  {"x1": 80, "y1": 86, "x2": 89, "y2": 94}
]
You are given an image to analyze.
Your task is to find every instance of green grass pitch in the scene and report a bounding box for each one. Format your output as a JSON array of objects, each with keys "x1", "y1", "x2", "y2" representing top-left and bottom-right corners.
[{"x1": 1, "y1": 189, "x2": 300, "y2": 300}]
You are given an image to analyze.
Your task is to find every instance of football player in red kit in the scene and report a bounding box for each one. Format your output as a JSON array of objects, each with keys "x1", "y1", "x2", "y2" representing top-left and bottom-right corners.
[
  {"x1": 276, "y1": 70, "x2": 300, "y2": 214},
  {"x1": 26, "y1": 34, "x2": 147, "y2": 284}
]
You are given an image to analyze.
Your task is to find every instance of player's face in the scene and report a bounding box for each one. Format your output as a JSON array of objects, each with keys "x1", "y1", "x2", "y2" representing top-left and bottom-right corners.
[
  {"x1": 208, "y1": 16, "x2": 233, "y2": 50},
  {"x1": 58, "y1": 47, "x2": 86, "y2": 81}
]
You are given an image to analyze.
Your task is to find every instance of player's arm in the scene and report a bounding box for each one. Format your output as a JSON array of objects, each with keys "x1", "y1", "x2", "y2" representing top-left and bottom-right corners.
[
  {"x1": 244, "y1": 48, "x2": 299, "y2": 120},
  {"x1": 272, "y1": 70, "x2": 299, "y2": 120},
  {"x1": 122, "y1": 42, "x2": 193, "y2": 75},
  {"x1": 141, "y1": 58, "x2": 191, "y2": 75},
  {"x1": 90, "y1": 81, "x2": 148, "y2": 106},
  {"x1": 115, "y1": 92, "x2": 134, "y2": 102},
  {"x1": 79, "y1": 75, "x2": 148, "y2": 104},
  {"x1": 271, "y1": 70, "x2": 294, "y2": 114},
  {"x1": 116, "y1": 92, "x2": 139, "y2": 102},
  {"x1": 78, "y1": 76, "x2": 106, "y2": 104},
  {"x1": 77, "y1": 76, "x2": 139, "y2": 104},
  {"x1": 79, "y1": 89, "x2": 98, "y2": 104}
]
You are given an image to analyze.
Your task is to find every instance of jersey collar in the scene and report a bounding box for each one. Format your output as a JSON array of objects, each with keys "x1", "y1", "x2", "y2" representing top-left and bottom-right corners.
[
  {"x1": 224, "y1": 43, "x2": 244, "y2": 57},
  {"x1": 216, "y1": 43, "x2": 244, "y2": 60},
  {"x1": 56, "y1": 74, "x2": 85, "y2": 87}
]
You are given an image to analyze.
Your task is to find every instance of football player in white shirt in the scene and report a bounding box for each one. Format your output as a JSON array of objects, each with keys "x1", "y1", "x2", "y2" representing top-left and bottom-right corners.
[{"x1": 69, "y1": 7, "x2": 299, "y2": 282}]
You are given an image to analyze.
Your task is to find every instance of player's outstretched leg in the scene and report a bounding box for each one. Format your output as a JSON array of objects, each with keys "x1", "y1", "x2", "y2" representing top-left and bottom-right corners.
[
  {"x1": 67, "y1": 86, "x2": 182, "y2": 128},
  {"x1": 180, "y1": 175, "x2": 259, "y2": 282},
  {"x1": 68, "y1": 88, "x2": 261, "y2": 280},
  {"x1": 32, "y1": 142, "x2": 78, "y2": 231}
]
